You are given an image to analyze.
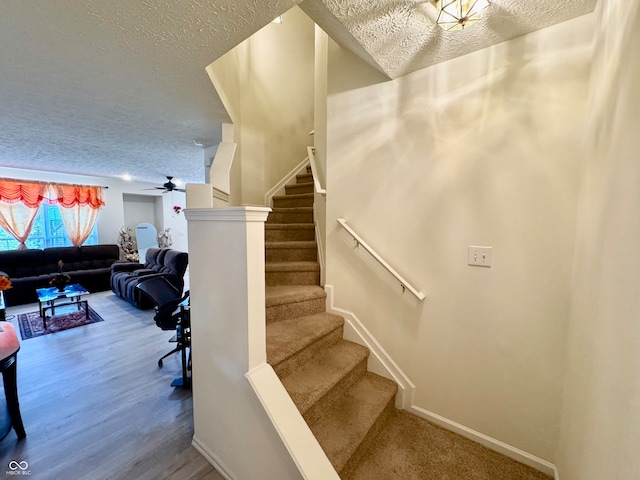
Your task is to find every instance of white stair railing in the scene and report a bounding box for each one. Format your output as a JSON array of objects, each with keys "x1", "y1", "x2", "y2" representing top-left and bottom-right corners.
[
  {"x1": 307, "y1": 146, "x2": 326, "y2": 196},
  {"x1": 337, "y1": 218, "x2": 425, "y2": 301}
]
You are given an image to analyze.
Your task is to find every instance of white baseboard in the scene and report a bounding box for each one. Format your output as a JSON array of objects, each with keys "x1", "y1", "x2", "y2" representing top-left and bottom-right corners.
[
  {"x1": 409, "y1": 406, "x2": 557, "y2": 477},
  {"x1": 192, "y1": 435, "x2": 235, "y2": 480},
  {"x1": 324, "y1": 284, "x2": 557, "y2": 478},
  {"x1": 324, "y1": 284, "x2": 415, "y2": 409},
  {"x1": 264, "y1": 157, "x2": 310, "y2": 206}
]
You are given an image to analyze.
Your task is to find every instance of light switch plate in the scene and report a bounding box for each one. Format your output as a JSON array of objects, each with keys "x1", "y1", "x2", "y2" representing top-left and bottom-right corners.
[{"x1": 468, "y1": 246, "x2": 492, "y2": 267}]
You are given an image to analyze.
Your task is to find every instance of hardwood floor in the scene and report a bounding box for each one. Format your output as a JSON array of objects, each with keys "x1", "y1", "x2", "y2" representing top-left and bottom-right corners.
[{"x1": 0, "y1": 291, "x2": 224, "y2": 480}]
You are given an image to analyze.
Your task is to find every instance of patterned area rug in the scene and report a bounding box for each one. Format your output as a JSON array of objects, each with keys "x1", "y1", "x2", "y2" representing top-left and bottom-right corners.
[{"x1": 17, "y1": 306, "x2": 104, "y2": 340}]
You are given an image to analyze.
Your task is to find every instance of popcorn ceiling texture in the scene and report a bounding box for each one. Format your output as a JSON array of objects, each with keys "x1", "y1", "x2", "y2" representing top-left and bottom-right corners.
[{"x1": 0, "y1": 0, "x2": 595, "y2": 185}]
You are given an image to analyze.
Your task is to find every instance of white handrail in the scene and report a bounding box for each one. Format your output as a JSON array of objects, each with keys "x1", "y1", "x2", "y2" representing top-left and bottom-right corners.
[
  {"x1": 337, "y1": 218, "x2": 426, "y2": 301},
  {"x1": 307, "y1": 146, "x2": 326, "y2": 196}
]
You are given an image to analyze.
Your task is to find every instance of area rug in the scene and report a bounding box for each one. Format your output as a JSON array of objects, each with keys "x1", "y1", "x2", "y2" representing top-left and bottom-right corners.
[{"x1": 17, "y1": 306, "x2": 104, "y2": 340}]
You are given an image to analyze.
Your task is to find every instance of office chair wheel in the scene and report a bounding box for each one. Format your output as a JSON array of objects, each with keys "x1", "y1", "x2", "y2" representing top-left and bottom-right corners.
[{"x1": 158, "y1": 359, "x2": 163, "y2": 367}]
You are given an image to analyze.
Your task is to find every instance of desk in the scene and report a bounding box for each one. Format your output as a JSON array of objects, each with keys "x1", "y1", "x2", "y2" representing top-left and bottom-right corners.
[{"x1": 0, "y1": 321, "x2": 26, "y2": 440}]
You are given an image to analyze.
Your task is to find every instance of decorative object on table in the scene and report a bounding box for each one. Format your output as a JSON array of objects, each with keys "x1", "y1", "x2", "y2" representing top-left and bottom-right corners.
[
  {"x1": 0, "y1": 276, "x2": 11, "y2": 291},
  {"x1": 117, "y1": 226, "x2": 139, "y2": 262},
  {"x1": 173, "y1": 205, "x2": 182, "y2": 215},
  {"x1": 49, "y1": 260, "x2": 71, "y2": 291},
  {"x1": 158, "y1": 228, "x2": 173, "y2": 248},
  {"x1": 17, "y1": 306, "x2": 104, "y2": 340}
]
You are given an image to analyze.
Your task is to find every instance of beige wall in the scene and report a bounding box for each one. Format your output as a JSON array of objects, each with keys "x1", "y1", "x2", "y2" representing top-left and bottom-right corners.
[
  {"x1": 207, "y1": 7, "x2": 314, "y2": 206},
  {"x1": 324, "y1": 14, "x2": 595, "y2": 462},
  {"x1": 556, "y1": 2, "x2": 640, "y2": 478}
]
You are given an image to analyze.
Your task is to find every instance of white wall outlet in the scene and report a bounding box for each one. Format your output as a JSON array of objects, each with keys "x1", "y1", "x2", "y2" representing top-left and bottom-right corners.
[{"x1": 468, "y1": 246, "x2": 492, "y2": 267}]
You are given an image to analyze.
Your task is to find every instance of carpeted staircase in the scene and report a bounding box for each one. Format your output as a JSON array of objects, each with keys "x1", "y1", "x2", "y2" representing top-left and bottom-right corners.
[
  {"x1": 265, "y1": 166, "x2": 398, "y2": 479},
  {"x1": 264, "y1": 166, "x2": 552, "y2": 480}
]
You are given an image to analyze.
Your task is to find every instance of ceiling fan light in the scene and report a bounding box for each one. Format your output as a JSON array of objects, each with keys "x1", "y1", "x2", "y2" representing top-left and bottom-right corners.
[{"x1": 435, "y1": 0, "x2": 489, "y2": 30}]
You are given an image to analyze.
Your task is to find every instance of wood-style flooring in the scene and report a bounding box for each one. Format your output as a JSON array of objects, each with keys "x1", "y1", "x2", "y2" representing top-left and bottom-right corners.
[{"x1": 0, "y1": 291, "x2": 224, "y2": 480}]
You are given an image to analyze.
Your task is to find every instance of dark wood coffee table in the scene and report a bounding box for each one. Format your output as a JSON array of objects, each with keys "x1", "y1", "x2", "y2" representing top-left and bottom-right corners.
[{"x1": 36, "y1": 284, "x2": 90, "y2": 330}]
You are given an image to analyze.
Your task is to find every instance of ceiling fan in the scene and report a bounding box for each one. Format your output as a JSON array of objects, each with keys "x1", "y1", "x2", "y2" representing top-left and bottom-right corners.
[{"x1": 151, "y1": 176, "x2": 185, "y2": 193}]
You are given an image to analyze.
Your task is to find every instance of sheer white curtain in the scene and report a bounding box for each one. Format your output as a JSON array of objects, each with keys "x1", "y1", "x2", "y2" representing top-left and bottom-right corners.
[{"x1": 0, "y1": 179, "x2": 47, "y2": 249}]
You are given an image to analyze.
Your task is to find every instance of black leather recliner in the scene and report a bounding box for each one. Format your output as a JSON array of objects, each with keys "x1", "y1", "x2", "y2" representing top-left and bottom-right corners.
[{"x1": 110, "y1": 247, "x2": 188, "y2": 309}]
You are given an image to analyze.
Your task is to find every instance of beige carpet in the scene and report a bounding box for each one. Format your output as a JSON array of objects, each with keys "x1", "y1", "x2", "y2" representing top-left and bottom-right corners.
[
  {"x1": 265, "y1": 166, "x2": 551, "y2": 480},
  {"x1": 348, "y1": 410, "x2": 551, "y2": 480}
]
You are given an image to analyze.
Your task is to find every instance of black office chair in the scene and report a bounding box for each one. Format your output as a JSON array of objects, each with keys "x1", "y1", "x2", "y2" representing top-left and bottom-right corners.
[{"x1": 136, "y1": 276, "x2": 190, "y2": 388}]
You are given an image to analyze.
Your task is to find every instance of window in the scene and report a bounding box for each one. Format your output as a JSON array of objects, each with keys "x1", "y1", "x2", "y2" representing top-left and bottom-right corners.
[{"x1": 0, "y1": 203, "x2": 99, "y2": 250}]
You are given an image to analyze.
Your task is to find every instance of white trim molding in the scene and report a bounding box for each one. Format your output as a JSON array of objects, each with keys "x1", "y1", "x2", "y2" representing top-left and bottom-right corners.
[
  {"x1": 264, "y1": 157, "x2": 310, "y2": 206},
  {"x1": 325, "y1": 283, "x2": 556, "y2": 478},
  {"x1": 184, "y1": 206, "x2": 271, "y2": 223},
  {"x1": 325, "y1": 285, "x2": 415, "y2": 409},
  {"x1": 409, "y1": 405, "x2": 557, "y2": 478},
  {"x1": 307, "y1": 146, "x2": 326, "y2": 196},
  {"x1": 192, "y1": 436, "x2": 235, "y2": 480}
]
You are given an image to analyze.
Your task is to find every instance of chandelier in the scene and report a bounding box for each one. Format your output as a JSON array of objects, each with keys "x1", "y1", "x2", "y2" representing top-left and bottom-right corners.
[{"x1": 435, "y1": 0, "x2": 490, "y2": 31}]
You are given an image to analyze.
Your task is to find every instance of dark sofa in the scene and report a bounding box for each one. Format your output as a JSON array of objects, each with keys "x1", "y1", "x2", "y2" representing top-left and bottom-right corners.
[
  {"x1": 0, "y1": 244, "x2": 120, "y2": 306},
  {"x1": 110, "y1": 247, "x2": 188, "y2": 309}
]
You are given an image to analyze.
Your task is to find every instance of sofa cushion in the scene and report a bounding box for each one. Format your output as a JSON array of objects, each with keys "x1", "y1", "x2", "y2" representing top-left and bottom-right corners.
[
  {"x1": 0, "y1": 249, "x2": 47, "y2": 278},
  {"x1": 44, "y1": 246, "x2": 83, "y2": 273},
  {"x1": 80, "y1": 245, "x2": 120, "y2": 269}
]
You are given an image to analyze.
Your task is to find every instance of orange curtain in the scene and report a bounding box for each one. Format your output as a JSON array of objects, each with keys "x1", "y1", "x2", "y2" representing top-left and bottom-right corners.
[
  {"x1": 0, "y1": 179, "x2": 104, "y2": 248},
  {"x1": 0, "y1": 178, "x2": 47, "y2": 207},
  {"x1": 51, "y1": 184, "x2": 105, "y2": 209},
  {"x1": 50, "y1": 184, "x2": 104, "y2": 246},
  {"x1": 0, "y1": 180, "x2": 47, "y2": 249}
]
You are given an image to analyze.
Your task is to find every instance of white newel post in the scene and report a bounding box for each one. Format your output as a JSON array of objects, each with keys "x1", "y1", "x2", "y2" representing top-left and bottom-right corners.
[{"x1": 185, "y1": 207, "x2": 303, "y2": 480}]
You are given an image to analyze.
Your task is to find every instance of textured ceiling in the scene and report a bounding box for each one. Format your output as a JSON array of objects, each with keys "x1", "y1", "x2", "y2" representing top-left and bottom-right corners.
[
  {"x1": 302, "y1": 0, "x2": 598, "y2": 78},
  {"x1": 0, "y1": 0, "x2": 596, "y2": 186}
]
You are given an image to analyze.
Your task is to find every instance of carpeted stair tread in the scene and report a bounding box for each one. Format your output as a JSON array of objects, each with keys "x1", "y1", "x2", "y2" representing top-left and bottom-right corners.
[
  {"x1": 266, "y1": 241, "x2": 318, "y2": 263},
  {"x1": 265, "y1": 223, "x2": 315, "y2": 242},
  {"x1": 265, "y1": 261, "x2": 320, "y2": 272},
  {"x1": 269, "y1": 207, "x2": 313, "y2": 214},
  {"x1": 266, "y1": 285, "x2": 326, "y2": 306},
  {"x1": 285, "y1": 182, "x2": 314, "y2": 195},
  {"x1": 266, "y1": 285, "x2": 327, "y2": 322},
  {"x1": 266, "y1": 241, "x2": 317, "y2": 249},
  {"x1": 309, "y1": 372, "x2": 398, "y2": 475},
  {"x1": 265, "y1": 223, "x2": 315, "y2": 231},
  {"x1": 267, "y1": 207, "x2": 314, "y2": 224},
  {"x1": 279, "y1": 340, "x2": 369, "y2": 415},
  {"x1": 266, "y1": 312, "x2": 344, "y2": 368},
  {"x1": 273, "y1": 193, "x2": 314, "y2": 201},
  {"x1": 346, "y1": 410, "x2": 552, "y2": 480}
]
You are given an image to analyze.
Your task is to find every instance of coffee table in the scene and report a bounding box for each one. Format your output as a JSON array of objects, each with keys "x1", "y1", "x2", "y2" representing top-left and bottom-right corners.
[{"x1": 36, "y1": 284, "x2": 90, "y2": 330}]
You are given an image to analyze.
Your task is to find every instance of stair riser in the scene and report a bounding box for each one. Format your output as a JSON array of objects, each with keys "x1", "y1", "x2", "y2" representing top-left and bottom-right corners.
[
  {"x1": 273, "y1": 326, "x2": 344, "y2": 378},
  {"x1": 265, "y1": 228, "x2": 315, "y2": 242},
  {"x1": 267, "y1": 211, "x2": 313, "y2": 224},
  {"x1": 266, "y1": 248, "x2": 317, "y2": 263},
  {"x1": 273, "y1": 197, "x2": 314, "y2": 208},
  {"x1": 339, "y1": 400, "x2": 396, "y2": 480},
  {"x1": 266, "y1": 270, "x2": 319, "y2": 286},
  {"x1": 303, "y1": 359, "x2": 368, "y2": 425},
  {"x1": 286, "y1": 183, "x2": 314, "y2": 195},
  {"x1": 266, "y1": 296, "x2": 327, "y2": 323},
  {"x1": 297, "y1": 172, "x2": 312, "y2": 184}
]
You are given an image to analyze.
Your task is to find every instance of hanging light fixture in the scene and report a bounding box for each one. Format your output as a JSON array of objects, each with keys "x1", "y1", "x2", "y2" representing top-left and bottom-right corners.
[{"x1": 435, "y1": 0, "x2": 490, "y2": 31}]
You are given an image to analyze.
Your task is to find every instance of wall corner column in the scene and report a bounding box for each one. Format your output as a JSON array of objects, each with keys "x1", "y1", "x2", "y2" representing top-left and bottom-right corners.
[{"x1": 185, "y1": 207, "x2": 302, "y2": 480}]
